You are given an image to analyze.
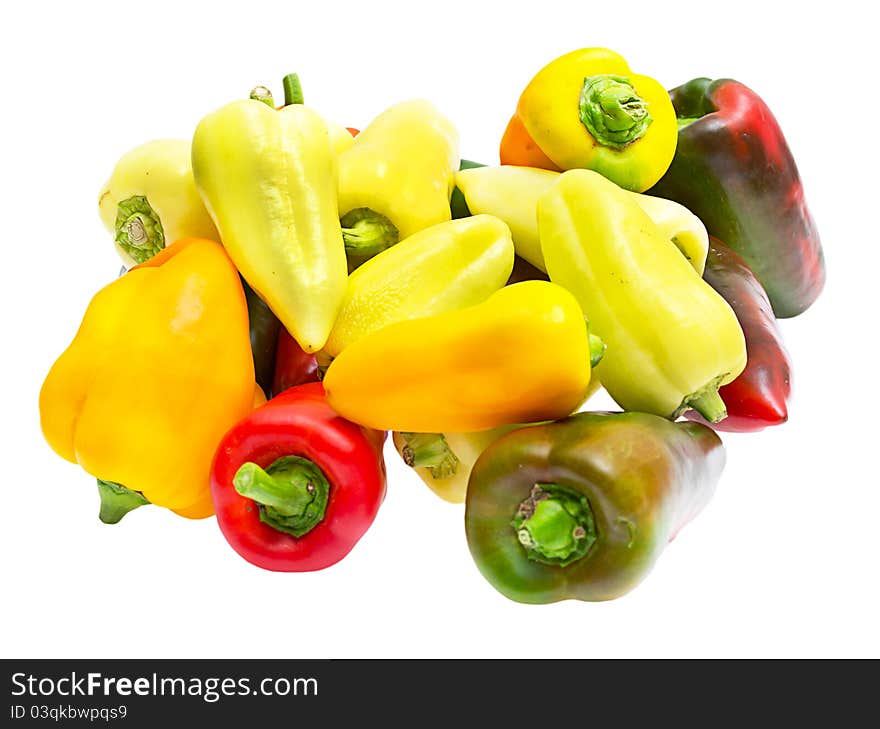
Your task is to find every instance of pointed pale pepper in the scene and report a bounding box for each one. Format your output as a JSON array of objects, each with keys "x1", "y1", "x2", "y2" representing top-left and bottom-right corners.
[
  {"x1": 192, "y1": 99, "x2": 347, "y2": 353},
  {"x1": 455, "y1": 165, "x2": 708, "y2": 274},
  {"x1": 538, "y1": 170, "x2": 746, "y2": 422},
  {"x1": 324, "y1": 214, "x2": 514, "y2": 357},
  {"x1": 336, "y1": 99, "x2": 459, "y2": 266}
]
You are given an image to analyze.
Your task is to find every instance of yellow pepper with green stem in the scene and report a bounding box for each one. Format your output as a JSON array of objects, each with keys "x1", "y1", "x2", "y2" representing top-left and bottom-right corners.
[
  {"x1": 192, "y1": 98, "x2": 347, "y2": 353},
  {"x1": 39, "y1": 239, "x2": 255, "y2": 520},
  {"x1": 455, "y1": 165, "x2": 709, "y2": 274},
  {"x1": 323, "y1": 281, "x2": 594, "y2": 433},
  {"x1": 537, "y1": 170, "x2": 747, "y2": 422},
  {"x1": 324, "y1": 215, "x2": 514, "y2": 357},
  {"x1": 500, "y1": 48, "x2": 677, "y2": 191},
  {"x1": 337, "y1": 99, "x2": 459, "y2": 267}
]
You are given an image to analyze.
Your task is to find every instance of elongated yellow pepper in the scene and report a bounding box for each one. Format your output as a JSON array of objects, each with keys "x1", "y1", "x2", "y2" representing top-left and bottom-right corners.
[
  {"x1": 324, "y1": 215, "x2": 514, "y2": 357},
  {"x1": 323, "y1": 281, "x2": 592, "y2": 433},
  {"x1": 538, "y1": 170, "x2": 746, "y2": 421},
  {"x1": 455, "y1": 165, "x2": 708, "y2": 274},
  {"x1": 39, "y1": 239, "x2": 255, "y2": 519},
  {"x1": 98, "y1": 139, "x2": 218, "y2": 267},
  {"x1": 192, "y1": 100, "x2": 347, "y2": 353},
  {"x1": 337, "y1": 100, "x2": 459, "y2": 266}
]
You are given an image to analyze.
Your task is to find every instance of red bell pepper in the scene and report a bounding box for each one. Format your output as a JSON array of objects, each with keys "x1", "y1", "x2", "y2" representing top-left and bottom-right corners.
[
  {"x1": 687, "y1": 237, "x2": 792, "y2": 432},
  {"x1": 210, "y1": 382, "x2": 386, "y2": 572},
  {"x1": 271, "y1": 327, "x2": 319, "y2": 397}
]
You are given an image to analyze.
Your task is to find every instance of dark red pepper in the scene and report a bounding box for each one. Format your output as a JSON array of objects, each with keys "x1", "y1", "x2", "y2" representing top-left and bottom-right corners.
[
  {"x1": 271, "y1": 327, "x2": 319, "y2": 397},
  {"x1": 210, "y1": 382, "x2": 386, "y2": 572},
  {"x1": 649, "y1": 78, "x2": 825, "y2": 318},
  {"x1": 686, "y1": 237, "x2": 792, "y2": 433}
]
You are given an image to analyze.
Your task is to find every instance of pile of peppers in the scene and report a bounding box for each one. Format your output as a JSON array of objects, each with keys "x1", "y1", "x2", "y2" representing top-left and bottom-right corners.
[{"x1": 40, "y1": 47, "x2": 823, "y2": 603}]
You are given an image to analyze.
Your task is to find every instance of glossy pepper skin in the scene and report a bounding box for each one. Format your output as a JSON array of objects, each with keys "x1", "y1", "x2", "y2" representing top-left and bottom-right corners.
[
  {"x1": 272, "y1": 327, "x2": 319, "y2": 398},
  {"x1": 455, "y1": 165, "x2": 709, "y2": 274},
  {"x1": 538, "y1": 170, "x2": 746, "y2": 422},
  {"x1": 465, "y1": 412, "x2": 725, "y2": 603},
  {"x1": 192, "y1": 99, "x2": 347, "y2": 352},
  {"x1": 210, "y1": 383, "x2": 386, "y2": 572},
  {"x1": 323, "y1": 281, "x2": 593, "y2": 433},
  {"x1": 242, "y1": 279, "x2": 281, "y2": 397},
  {"x1": 324, "y1": 215, "x2": 514, "y2": 357},
  {"x1": 686, "y1": 238, "x2": 792, "y2": 432},
  {"x1": 500, "y1": 48, "x2": 678, "y2": 191},
  {"x1": 649, "y1": 78, "x2": 825, "y2": 318},
  {"x1": 337, "y1": 99, "x2": 460, "y2": 267},
  {"x1": 98, "y1": 139, "x2": 219, "y2": 268},
  {"x1": 39, "y1": 239, "x2": 255, "y2": 518}
]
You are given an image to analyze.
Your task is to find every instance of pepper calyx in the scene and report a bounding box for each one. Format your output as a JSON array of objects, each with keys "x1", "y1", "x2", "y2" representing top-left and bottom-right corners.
[
  {"x1": 340, "y1": 207, "x2": 400, "y2": 267},
  {"x1": 511, "y1": 484, "x2": 597, "y2": 567},
  {"x1": 399, "y1": 432, "x2": 460, "y2": 480},
  {"x1": 579, "y1": 74, "x2": 653, "y2": 149},
  {"x1": 674, "y1": 376, "x2": 728, "y2": 422},
  {"x1": 114, "y1": 195, "x2": 165, "y2": 264},
  {"x1": 233, "y1": 455, "x2": 330, "y2": 537},
  {"x1": 97, "y1": 479, "x2": 150, "y2": 524}
]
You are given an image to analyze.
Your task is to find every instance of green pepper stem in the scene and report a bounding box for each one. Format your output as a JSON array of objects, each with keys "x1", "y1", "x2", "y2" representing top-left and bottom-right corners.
[
  {"x1": 250, "y1": 85, "x2": 275, "y2": 107},
  {"x1": 579, "y1": 74, "x2": 653, "y2": 149},
  {"x1": 340, "y1": 207, "x2": 400, "y2": 268},
  {"x1": 688, "y1": 389, "x2": 727, "y2": 423},
  {"x1": 233, "y1": 456, "x2": 329, "y2": 537},
  {"x1": 589, "y1": 332, "x2": 606, "y2": 368},
  {"x1": 399, "y1": 432, "x2": 460, "y2": 480},
  {"x1": 97, "y1": 480, "x2": 150, "y2": 524},
  {"x1": 282, "y1": 73, "x2": 304, "y2": 105},
  {"x1": 114, "y1": 195, "x2": 165, "y2": 264},
  {"x1": 511, "y1": 484, "x2": 596, "y2": 567}
]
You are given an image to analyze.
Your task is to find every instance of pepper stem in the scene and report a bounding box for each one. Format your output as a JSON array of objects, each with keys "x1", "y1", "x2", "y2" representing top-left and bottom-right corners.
[
  {"x1": 114, "y1": 195, "x2": 165, "y2": 264},
  {"x1": 579, "y1": 74, "x2": 653, "y2": 149},
  {"x1": 674, "y1": 377, "x2": 728, "y2": 422},
  {"x1": 233, "y1": 456, "x2": 329, "y2": 537},
  {"x1": 340, "y1": 207, "x2": 400, "y2": 269},
  {"x1": 282, "y1": 73, "x2": 304, "y2": 106},
  {"x1": 589, "y1": 332, "x2": 606, "y2": 368},
  {"x1": 249, "y1": 85, "x2": 275, "y2": 107},
  {"x1": 97, "y1": 480, "x2": 150, "y2": 524},
  {"x1": 511, "y1": 484, "x2": 596, "y2": 567},
  {"x1": 399, "y1": 432, "x2": 460, "y2": 480}
]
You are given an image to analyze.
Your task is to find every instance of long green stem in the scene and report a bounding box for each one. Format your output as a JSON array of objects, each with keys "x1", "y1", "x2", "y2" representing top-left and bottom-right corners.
[
  {"x1": 233, "y1": 456, "x2": 329, "y2": 537},
  {"x1": 282, "y1": 73, "x2": 304, "y2": 106}
]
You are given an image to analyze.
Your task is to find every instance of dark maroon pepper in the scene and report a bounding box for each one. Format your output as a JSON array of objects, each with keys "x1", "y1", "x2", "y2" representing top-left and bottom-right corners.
[
  {"x1": 686, "y1": 237, "x2": 792, "y2": 432},
  {"x1": 649, "y1": 78, "x2": 825, "y2": 318}
]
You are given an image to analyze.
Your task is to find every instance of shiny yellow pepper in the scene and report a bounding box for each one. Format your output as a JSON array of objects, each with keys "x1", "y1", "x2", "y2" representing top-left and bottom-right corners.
[
  {"x1": 324, "y1": 214, "x2": 514, "y2": 357},
  {"x1": 455, "y1": 165, "x2": 709, "y2": 274},
  {"x1": 337, "y1": 99, "x2": 459, "y2": 267},
  {"x1": 39, "y1": 238, "x2": 255, "y2": 519},
  {"x1": 500, "y1": 48, "x2": 678, "y2": 192},
  {"x1": 538, "y1": 170, "x2": 747, "y2": 421},
  {"x1": 323, "y1": 280, "x2": 593, "y2": 433}
]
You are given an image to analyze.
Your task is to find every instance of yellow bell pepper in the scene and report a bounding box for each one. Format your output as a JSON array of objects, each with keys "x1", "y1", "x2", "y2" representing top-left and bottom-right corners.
[
  {"x1": 538, "y1": 170, "x2": 746, "y2": 421},
  {"x1": 39, "y1": 238, "x2": 255, "y2": 519},
  {"x1": 337, "y1": 99, "x2": 459, "y2": 267},
  {"x1": 323, "y1": 280, "x2": 592, "y2": 433},
  {"x1": 98, "y1": 139, "x2": 218, "y2": 268},
  {"x1": 455, "y1": 165, "x2": 709, "y2": 274},
  {"x1": 500, "y1": 48, "x2": 677, "y2": 191},
  {"x1": 324, "y1": 214, "x2": 514, "y2": 357},
  {"x1": 192, "y1": 99, "x2": 347, "y2": 353}
]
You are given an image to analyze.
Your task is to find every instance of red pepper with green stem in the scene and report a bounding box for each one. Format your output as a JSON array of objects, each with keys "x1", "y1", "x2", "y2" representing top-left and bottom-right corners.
[
  {"x1": 649, "y1": 77, "x2": 825, "y2": 318},
  {"x1": 210, "y1": 382, "x2": 386, "y2": 572},
  {"x1": 686, "y1": 237, "x2": 792, "y2": 432}
]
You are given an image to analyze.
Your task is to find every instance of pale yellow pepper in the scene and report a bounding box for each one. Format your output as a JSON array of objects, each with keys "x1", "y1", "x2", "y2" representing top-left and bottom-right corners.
[{"x1": 455, "y1": 165, "x2": 709, "y2": 274}]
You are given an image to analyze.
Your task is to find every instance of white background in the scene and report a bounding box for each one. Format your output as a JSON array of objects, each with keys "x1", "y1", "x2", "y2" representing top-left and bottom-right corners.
[{"x1": 2, "y1": 1, "x2": 878, "y2": 658}]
